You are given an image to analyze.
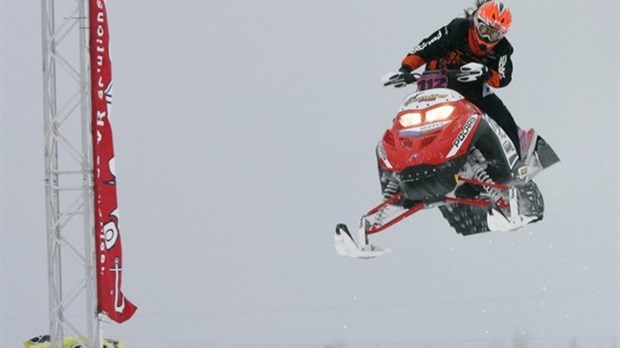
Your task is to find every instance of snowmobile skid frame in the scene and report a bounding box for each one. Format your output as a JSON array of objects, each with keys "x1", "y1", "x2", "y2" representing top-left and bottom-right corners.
[{"x1": 334, "y1": 175, "x2": 512, "y2": 259}]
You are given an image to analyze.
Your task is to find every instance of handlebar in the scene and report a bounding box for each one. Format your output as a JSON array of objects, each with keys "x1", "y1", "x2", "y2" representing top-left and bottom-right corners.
[{"x1": 382, "y1": 64, "x2": 487, "y2": 88}]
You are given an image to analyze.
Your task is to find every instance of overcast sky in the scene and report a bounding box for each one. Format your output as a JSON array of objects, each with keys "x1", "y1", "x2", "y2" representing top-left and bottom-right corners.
[{"x1": 1, "y1": 1, "x2": 619, "y2": 347}]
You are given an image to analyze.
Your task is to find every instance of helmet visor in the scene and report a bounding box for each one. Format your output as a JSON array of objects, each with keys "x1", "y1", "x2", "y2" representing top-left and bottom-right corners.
[{"x1": 475, "y1": 20, "x2": 504, "y2": 42}]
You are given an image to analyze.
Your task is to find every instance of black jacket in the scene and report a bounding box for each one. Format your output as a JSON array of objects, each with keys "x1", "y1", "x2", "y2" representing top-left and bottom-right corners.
[{"x1": 403, "y1": 18, "x2": 514, "y2": 88}]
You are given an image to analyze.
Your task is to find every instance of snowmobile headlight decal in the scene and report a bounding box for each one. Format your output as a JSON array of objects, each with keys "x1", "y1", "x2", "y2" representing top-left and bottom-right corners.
[
  {"x1": 399, "y1": 112, "x2": 422, "y2": 127},
  {"x1": 425, "y1": 105, "x2": 455, "y2": 122}
]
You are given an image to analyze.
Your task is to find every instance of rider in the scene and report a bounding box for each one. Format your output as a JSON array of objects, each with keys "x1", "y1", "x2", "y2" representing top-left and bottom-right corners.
[{"x1": 397, "y1": 0, "x2": 534, "y2": 160}]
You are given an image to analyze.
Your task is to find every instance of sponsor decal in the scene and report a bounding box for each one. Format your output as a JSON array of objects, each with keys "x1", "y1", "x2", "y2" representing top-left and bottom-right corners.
[
  {"x1": 399, "y1": 121, "x2": 450, "y2": 137},
  {"x1": 410, "y1": 30, "x2": 443, "y2": 54},
  {"x1": 447, "y1": 115, "x2": 478, "y2": 158},
  {"x1": 377, "y1": 142, "x2": 392, "y2": 169},
  {"x1": 483, "y1": 114, "x2": 518, "y2": 168},
  {"x1": 404, "y1": 93, "x2": 449, "y2": 106},
  {"x1": 498, "y1": 55, "x2": 507, "y2": 79}
]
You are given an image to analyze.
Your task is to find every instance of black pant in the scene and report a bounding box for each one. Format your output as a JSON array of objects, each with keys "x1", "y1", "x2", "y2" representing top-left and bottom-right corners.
[{"x1": 451, "y1": 82, "x2": 521, "y2": 158}]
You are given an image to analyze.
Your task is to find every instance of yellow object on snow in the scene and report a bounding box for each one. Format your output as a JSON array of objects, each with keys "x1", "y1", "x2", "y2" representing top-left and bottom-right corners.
[{"x1": 24, "y1": 335, "x2": 123, "y2": 348}]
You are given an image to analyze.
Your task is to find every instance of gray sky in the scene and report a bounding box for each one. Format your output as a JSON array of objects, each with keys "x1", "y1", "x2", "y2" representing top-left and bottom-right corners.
[{"x1": 1, "y1": 1, "x2": 619, "y2": 347}]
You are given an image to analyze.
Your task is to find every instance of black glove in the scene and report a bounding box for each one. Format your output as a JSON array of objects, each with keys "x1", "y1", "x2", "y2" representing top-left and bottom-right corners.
[
  {"x1": 399, "y1": 66, "x2": 417, "y2": 84},
  {"x1": 457, "y1": 63, "x2": 490, "y2": 83},
  {"x1": 481, "y1": 66, "x2": 491, "y2": 82},
  {"x1": 382, "y1": 67, "x2": 417, "y2": 88}
]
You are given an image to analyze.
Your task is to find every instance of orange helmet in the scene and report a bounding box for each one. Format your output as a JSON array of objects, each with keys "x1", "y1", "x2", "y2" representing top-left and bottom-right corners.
[{"x1": 470, "y1": 1, "x2": 512, "y2": 51}]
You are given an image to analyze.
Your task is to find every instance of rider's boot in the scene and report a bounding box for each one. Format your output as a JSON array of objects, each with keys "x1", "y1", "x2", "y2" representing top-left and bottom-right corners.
[
  {"x1": 518, "y1": 128, "x2": 537, "y2": 161},
  {"x1": 511, "y1": 128, "x2": 537, "y2": 183}
]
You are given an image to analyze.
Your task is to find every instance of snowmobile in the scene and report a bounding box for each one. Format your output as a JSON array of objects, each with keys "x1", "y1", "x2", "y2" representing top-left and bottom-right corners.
[{"x1": 335, "y1": 64, "x2": 560, "y2": 259}]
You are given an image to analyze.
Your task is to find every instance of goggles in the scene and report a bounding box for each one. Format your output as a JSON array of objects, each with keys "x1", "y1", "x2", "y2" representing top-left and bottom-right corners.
[{"x1": 475, "y1": 20, "x2": 504, "y2": 42}]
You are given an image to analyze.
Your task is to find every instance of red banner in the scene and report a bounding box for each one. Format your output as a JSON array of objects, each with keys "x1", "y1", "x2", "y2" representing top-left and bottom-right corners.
[{"x1": 90, "y1": 0, "x2": 137, "y2": 323}]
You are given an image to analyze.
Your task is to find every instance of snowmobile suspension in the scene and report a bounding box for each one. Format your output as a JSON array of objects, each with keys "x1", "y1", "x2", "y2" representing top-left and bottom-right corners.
[
  {"x1": 471, "y1": 164, "x2": 504, "y2": 203},
  {"x1": 365, "y1": 193, "x2": 426, "y2": 235},
  {"x1": 454, "y1": 175, "x2": 510, "y2": 209}
]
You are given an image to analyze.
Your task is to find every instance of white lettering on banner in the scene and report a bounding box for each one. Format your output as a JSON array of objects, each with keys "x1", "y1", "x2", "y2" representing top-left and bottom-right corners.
[
  {"x1": 96, "y1": 110, "x2": 107, "y2": 126},
  {"x1": 94, "y1": 2, "x2": 106, "y2": 102},
  {"x1": 112, "y1": 257, "x2": 126, "y2": 313},
  {"x1": 99, "y1": 220, "x2": 118, "y2": 273},
  {"x1": 103, "y1": 220, "x2": 119, "y2": 250},
  {"x1": 95, "y1": 77, "x2": 104, "y2": 100},
  {"x1": 99, "y1": 208, "x2": 120, "y2": 273}
]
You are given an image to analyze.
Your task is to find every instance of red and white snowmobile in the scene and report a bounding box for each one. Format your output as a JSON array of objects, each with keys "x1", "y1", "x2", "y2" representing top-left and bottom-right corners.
[{"x1": 335, "y1": 65, "x2": 560, "y2": 259}]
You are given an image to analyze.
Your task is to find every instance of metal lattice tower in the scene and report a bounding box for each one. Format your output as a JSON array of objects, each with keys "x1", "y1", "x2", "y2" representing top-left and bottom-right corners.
[{"x1": 40, "y1": 0, "x2": 101, "y2": 347}]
